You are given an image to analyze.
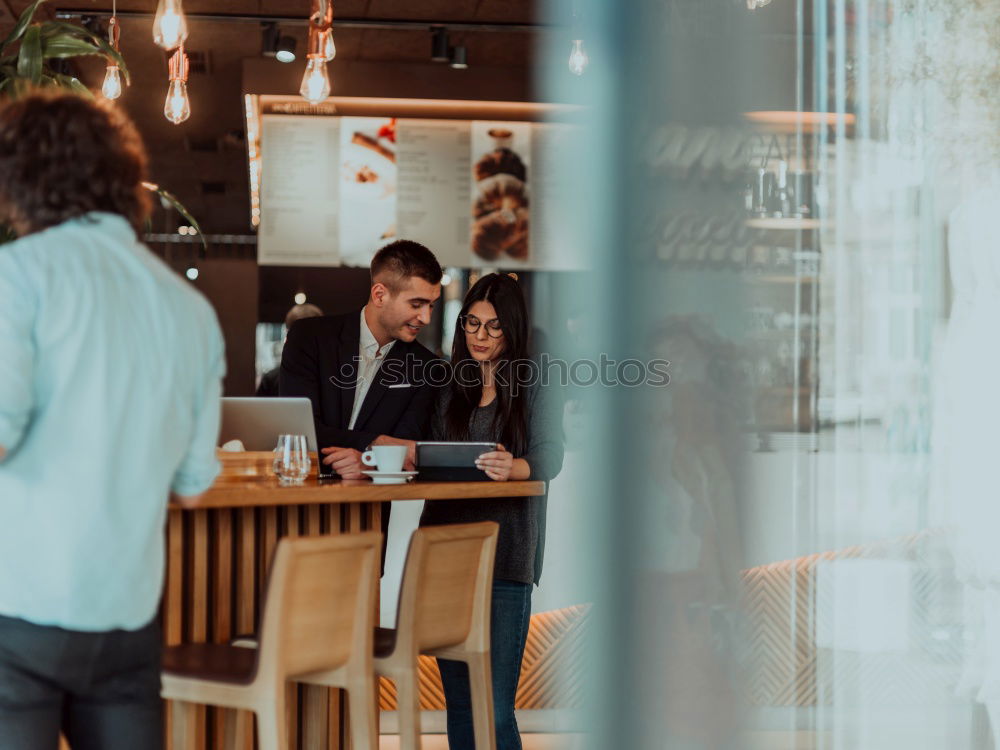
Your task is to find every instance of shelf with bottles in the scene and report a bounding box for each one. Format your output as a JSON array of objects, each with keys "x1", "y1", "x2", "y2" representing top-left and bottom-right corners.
[
  {"x1": 745, "y1": 304, "x2": 818, "y2": 336},
  {"x1": 743, "y1": 355, "x2": 818, "y2": 432},
  {"x1": 743, "y1": 110, "x2": 856, "y2": 137},
  {"x1": 741, "y1": 121, "x2": 832, "y2": 226},
  {"x1": 743, "y1": 245, "x2": 820, "y2": 280},
  {"x1": 744, "y1": 160, "x2": 821, "y2": 224},
  {"x1": 746, "y1": 217, "x2": 826, "y2": 231}
]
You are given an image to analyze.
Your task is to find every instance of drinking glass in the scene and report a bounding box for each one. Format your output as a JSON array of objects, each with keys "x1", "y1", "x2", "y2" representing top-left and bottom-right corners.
[{"x1": 272, "y1": 434, "x2": 310, "y2": 486}]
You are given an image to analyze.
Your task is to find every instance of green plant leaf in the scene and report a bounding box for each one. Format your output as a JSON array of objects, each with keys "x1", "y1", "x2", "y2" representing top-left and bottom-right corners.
[
  {"x1": 143, "y1": 182, "x2": 208, "y2": 253},
  {"x1": 41, "y1": 34, "x2": 104, "y2": 60},
  {"x1": 40, "y1": 21, "x2": 130, "y2": 84},
  {"x1": 0, "y1": 0, "x2": 45, "y2": 55},
  {"x1": 16, "y1": 26, "x2": 42, "y2": 85},
  {"x1": 51, "y1": 73, "x2": 93, "y2": 98}
]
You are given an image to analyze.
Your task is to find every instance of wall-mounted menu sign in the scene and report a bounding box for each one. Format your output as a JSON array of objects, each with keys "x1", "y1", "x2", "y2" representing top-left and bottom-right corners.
[
  {"x1": 259, "y1": 115, "x2": 340, "y2": 266},
  {"x1": 257, "y1": 114, "x2": 582, "y2": 270}
]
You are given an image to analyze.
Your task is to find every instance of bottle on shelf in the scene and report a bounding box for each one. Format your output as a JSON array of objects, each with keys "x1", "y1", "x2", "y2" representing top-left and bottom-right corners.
[{"x1": 772, "y1": 160, "x2": 795, "y2": 218}]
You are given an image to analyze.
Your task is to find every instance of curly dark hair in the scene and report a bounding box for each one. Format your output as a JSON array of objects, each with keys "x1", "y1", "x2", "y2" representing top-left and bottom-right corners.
[{"x1": 0, "y1": 91, "x2": 151, "y2": 236}]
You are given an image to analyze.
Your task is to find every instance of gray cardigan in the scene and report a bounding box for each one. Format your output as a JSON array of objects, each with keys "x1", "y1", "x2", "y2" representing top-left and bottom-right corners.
[{"x1": 419, "y1": 382, "x2": 565, "y2": 585}]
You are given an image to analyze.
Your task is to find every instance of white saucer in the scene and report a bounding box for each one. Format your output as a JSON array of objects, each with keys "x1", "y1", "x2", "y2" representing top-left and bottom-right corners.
[{"x1": 362, "y1": 470, "x2": 418, "y2": 485}]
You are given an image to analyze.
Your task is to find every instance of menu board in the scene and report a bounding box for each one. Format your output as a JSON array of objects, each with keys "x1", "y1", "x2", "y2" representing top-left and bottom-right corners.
[
  {"x1": 531, "y1": 123, "x2": 586, "y2": 270},
  {"x1": 396, "y1": 119, "x2": 471, "y2": 267},
  {"x1": 257, "y1": 114, "x2": 579, "y2": 270},
  {"x1": 338, "y1": 117, "x2": 398, "y2": 267},
  {"x1": 470, "y1": 121, "x2": 532, "y2": 268},
  {"x1": 258, "y1": 115, "x2": 340, "y2": 266}
]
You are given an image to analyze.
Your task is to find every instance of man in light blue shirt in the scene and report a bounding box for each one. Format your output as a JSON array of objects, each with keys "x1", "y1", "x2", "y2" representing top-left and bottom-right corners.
[{"x1": 0, "y1": 93, "x2": 224, "y2": 749}]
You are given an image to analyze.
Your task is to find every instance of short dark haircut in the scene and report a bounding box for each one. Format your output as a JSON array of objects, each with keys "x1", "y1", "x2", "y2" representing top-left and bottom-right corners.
[
  {"x1": 0, "y1": 91, "x2": 151, "y2": 235},
  {"x1": 370, "y1": 239, "x2": 442, "y2": 292}
]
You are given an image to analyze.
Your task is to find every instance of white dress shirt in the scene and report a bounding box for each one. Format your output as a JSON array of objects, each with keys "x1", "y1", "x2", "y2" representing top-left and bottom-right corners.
[{"x1": 348, "y1": 310, "x2": 395, "y2": 430}]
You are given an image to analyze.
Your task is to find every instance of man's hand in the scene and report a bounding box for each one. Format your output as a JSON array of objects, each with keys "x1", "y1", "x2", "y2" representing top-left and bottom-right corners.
[
  {"x1": 170, "y1": 492, "x2": 206, "y2": 508},
  {"x1": 372, "y1": 435, "x2": 417, "y2": 471},
  {"x1": 321, "y1": 446, "x2": 365, "y2": 479}
]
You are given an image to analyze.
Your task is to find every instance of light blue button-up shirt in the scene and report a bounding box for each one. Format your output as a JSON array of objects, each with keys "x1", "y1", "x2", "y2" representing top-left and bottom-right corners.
[{"x1": 0, "y1": 213, "x2": 225, "y2": 631}]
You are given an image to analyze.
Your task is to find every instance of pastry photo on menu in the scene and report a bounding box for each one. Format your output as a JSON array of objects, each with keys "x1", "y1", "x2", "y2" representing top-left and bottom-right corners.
[
  {"x1": 339, "y1": 117, "x2": 398, "y2": 266},
  {"x1": 470, "y1": 122, "x2": 532, "y2": 264}
]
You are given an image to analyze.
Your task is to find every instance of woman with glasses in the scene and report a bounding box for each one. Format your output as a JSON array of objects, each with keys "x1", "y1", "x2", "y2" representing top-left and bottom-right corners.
[{"x1": 420, "y1": 272, "x2": 564, "y2": 750}]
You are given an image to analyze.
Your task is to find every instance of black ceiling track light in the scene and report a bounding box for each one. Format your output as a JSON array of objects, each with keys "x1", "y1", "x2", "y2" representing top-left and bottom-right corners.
[
  {"x1": 431, "y1": 26, "x2": 467, "y2": 69},
  {"x1": 430, "y1": 26, "x2": 450, "y2": 62},
  {"x1": 276, "y1": 34, "x2": 296, "y2": 63},
  {"x1": 262, "y1": 21, "x2": 296, "y2": 63},
  {"x1": 56, "y1": 9, "x2": 550, "y2": 33}
]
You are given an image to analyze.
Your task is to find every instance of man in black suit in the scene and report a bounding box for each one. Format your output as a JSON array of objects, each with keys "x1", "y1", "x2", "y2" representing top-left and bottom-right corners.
[{"x1": 279, "y1": 240, "x2": 442, "y2": 509}]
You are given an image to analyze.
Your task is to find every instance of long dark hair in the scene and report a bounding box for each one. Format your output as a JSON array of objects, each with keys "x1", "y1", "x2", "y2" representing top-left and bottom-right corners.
[{"x1": 445, "y1": 273, "x2": 530, "y2": 456}]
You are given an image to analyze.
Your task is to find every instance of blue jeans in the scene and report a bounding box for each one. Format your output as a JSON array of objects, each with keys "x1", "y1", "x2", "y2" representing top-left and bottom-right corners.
[{"x1": 437, "y1": 579, "x2": 532, "y2": 750}]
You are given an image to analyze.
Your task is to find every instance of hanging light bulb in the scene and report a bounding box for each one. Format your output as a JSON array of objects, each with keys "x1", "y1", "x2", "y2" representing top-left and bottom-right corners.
[
  {"x1": 164, "y1": 79, "x2": 191, "y2": 123},
  {"x1": 323, "y1": 29, "x2": 336, "y2": 61},
  {"x1": 568, "y1": 39, "x2": 589, "y2": 76},
  {"x1": 101, "y1": 13, "x2": 123, "y2": 100},
  {"x1": 102, "y1": 66, "x2": 123, "y2": 99},
  {"x1": 164, "y1": 48, "x2": 191, "y2": 124},
  {"x1": 300, "y1": 24, "x2": 331, "y2": 104},
  {"x1": 153, "y1": 0, "x2": 188, "y2": 50},
  {"x1": 300, "y1": 57, "x2": 331, "y2": 104}
]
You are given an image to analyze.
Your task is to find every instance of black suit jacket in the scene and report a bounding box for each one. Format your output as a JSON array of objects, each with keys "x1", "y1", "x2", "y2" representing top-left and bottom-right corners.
[
  {"x1": 278, "y1": 310, "x2": 440, "y2": 458},
  {"x1": 255, "y1": 366, "x2": 280, "y2": 398}
]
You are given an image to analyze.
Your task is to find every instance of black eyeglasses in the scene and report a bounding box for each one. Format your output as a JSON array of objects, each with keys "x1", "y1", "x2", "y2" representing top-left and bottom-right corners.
[{"x1": 460, "y1": 315, "x2": 504, "y2": 338}]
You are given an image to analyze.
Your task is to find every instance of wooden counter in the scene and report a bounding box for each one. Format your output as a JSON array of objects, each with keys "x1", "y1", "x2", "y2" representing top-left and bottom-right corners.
[{"x1": 163, "y1": 452, "x2": 543, "y2": 749}]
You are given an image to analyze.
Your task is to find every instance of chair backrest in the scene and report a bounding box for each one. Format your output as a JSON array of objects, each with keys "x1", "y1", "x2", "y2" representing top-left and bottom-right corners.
[
  {"x1": 394, "y1": 522, "x2": 499, "y2": 654},
  {"x1": 256, "y1": 532, "x2": 381, "y2": 681}
]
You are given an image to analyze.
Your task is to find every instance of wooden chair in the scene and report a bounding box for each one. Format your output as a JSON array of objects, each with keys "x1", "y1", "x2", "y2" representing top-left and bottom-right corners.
[
  {"x1": 370, "y1": 521, "x2": 501, "y2": 750},
  {"x1": 161, "y1": 531, "x2": 381, "y2": 750}
]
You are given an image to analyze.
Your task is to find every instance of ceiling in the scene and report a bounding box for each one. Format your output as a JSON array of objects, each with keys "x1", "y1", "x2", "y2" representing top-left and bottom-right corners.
[{"x1": 0, "y1": 0, "x2": 542, "y2": 237}]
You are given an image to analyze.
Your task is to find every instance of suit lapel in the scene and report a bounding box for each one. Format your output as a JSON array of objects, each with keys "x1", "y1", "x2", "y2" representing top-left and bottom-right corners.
[
  {"x1": 353, "y1": 341, "x2": 407, "y2": 430},
  {"x1": 337, "y1": 314, "x2": 361, "y2": 429}
]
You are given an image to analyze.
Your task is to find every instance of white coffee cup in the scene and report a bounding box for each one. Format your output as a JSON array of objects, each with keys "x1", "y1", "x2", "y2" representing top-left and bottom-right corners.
[{"x1": 362, "y1": 445, "x2": 407, "y2": 473}]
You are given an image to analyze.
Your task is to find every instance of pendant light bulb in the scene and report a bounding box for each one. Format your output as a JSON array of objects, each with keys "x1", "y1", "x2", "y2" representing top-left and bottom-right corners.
[
  {"x1": 300, "y1": 57, "x2": 331, "y2": 104},
  {"x1": 323, "y1": 30, "x2": 336, "y2": 61},
  {"x1": 153, "y1": 0, "x2": 189, "y2": 50},
  {"x1": 568, "y1": 39, "x2": 589, "y2": 76},
  {"x1": 102, "y1": 65, "x2": 123, "y2": 99},
  {"x1": 164, "y1": 80, "x2": 190, "y2": 124}
]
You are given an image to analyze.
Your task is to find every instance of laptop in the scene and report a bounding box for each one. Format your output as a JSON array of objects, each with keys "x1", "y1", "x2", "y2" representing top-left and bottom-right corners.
[{"x1": 219, "y1": 397, "x2": 318, "y2": 452}]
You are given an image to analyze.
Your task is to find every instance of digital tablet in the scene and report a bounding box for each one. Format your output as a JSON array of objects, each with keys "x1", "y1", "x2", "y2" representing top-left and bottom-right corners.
[{"x1": 415, "y1": 441, "x2": 497, "y2": 481}]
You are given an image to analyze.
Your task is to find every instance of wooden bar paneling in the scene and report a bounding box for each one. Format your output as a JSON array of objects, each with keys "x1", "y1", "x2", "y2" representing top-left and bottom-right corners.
[
  {"x1": 211, "y1": 510, "x2": 234, "y2": 750},
  {"x1": 259, "y1": 506, "x2": 279, "y2": 609},
  {"x1": 212, "y1": 510, "x2": 233, "y2": 642},
  {"x1": 190, "y1": 510, "x2": 209, "y2": 642},
  {"x1": 302, "y1": 684, "x2": 330, "y2": 750},
  {"x1": 236, "y1": 508, "x2": 256, "y2": 635},
  {"x1": 165, "y1": 512, "x2": 184, "y2": 645}
]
